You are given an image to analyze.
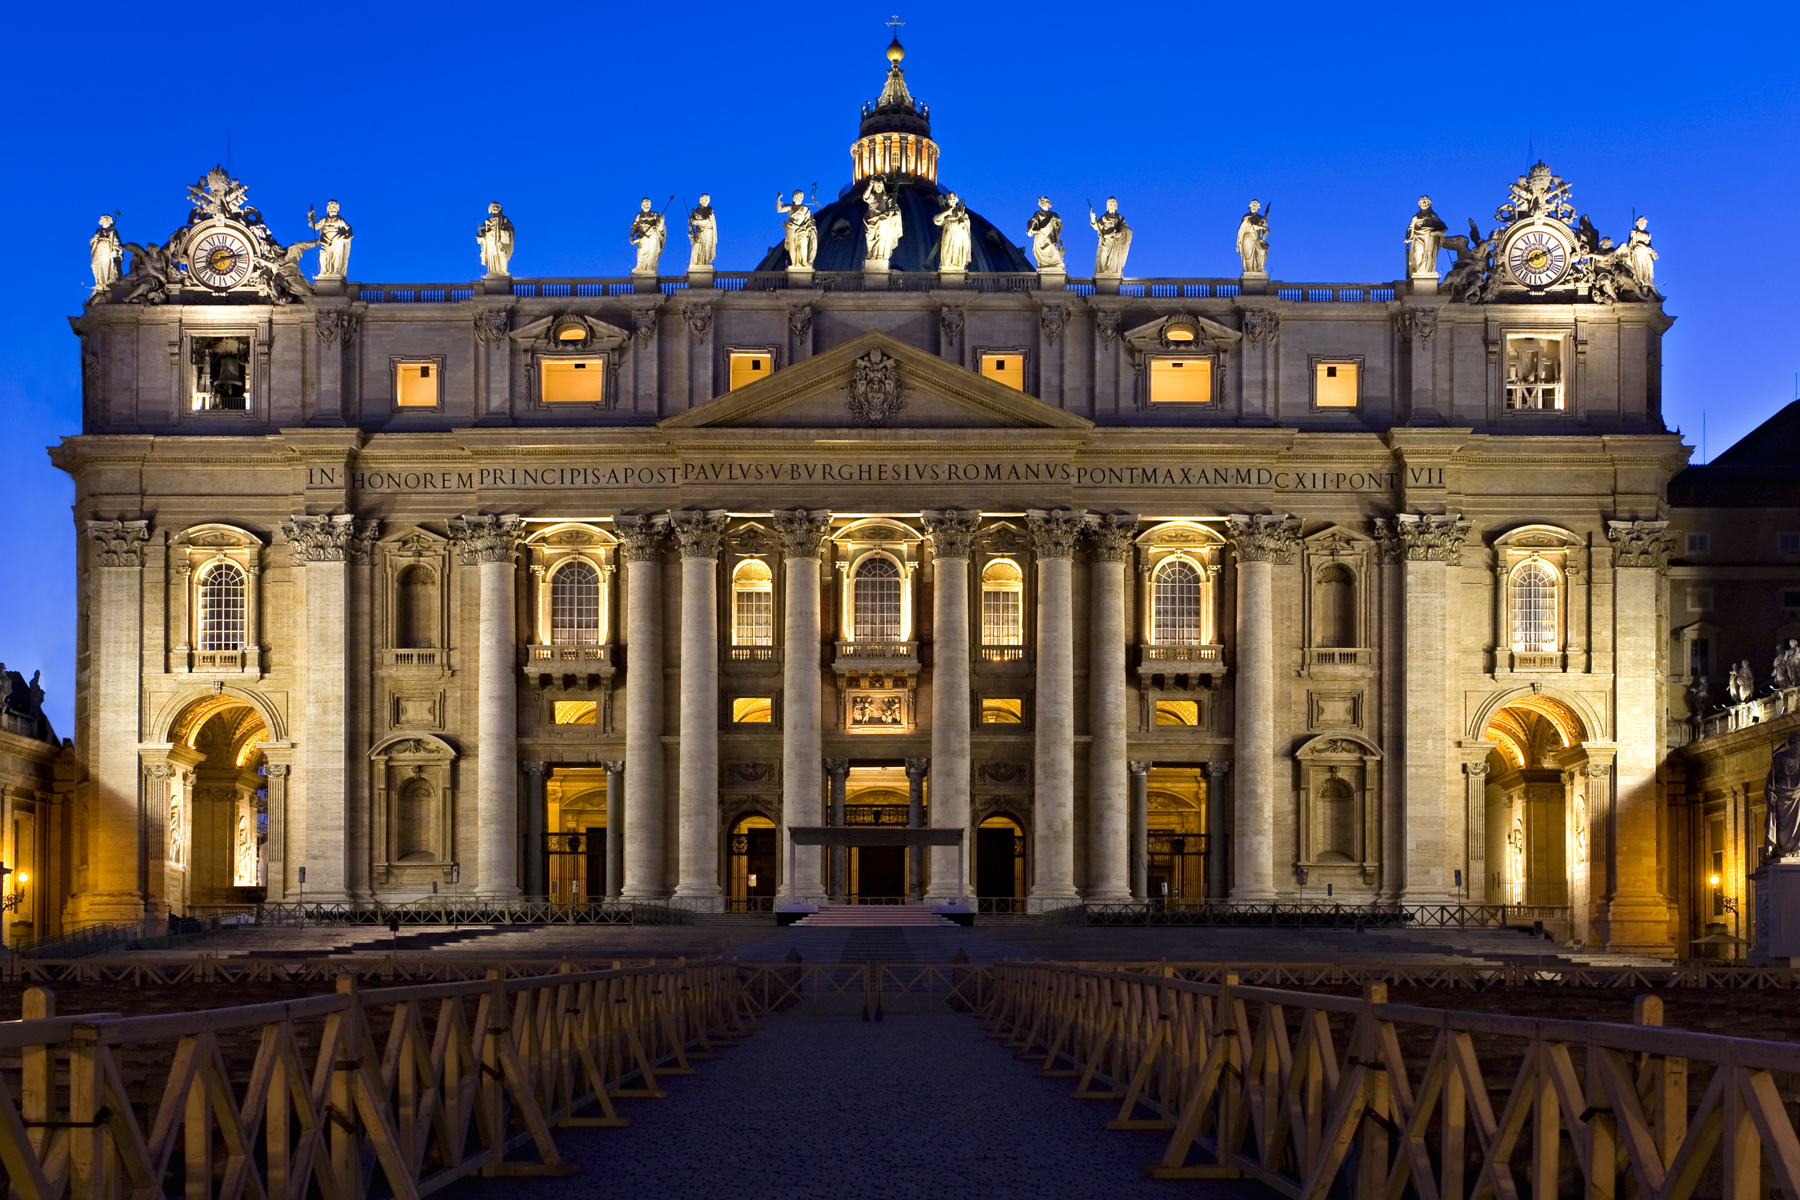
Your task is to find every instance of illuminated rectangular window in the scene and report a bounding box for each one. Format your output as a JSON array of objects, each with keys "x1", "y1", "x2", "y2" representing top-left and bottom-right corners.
[
  {"x1": 729, "y1": 350, "x2": 774, "y2": 390},
  {"x1": 980, "y1": 698, "x2": 1023, "y2": 724},
  {"x1": 191, "y1": 335, "x2": 253, "y2": 411},
  {"x1": 395, "y1": 361, "x2": 440, "y2": 408},
  {"x1": 1504, "y1": 334, "x2": 1564, "y2": 411},
  {"x1": 553, "y1": 700, "x2": 598, "y2": 725},
  {"x1": 732, "y1": 697, "x2": 774, "y2": 724},
  {"x1": 541, "y1": 358, "x2": 605, "y2": 404},
  {"x1": 980, "y1": 352, "x2": 1025, "y2": 391},
  {"x1": 1313, "y1": 361, "x2": 1359, "y2": 408},
  {"x1": 1149, "y1": 357, "x2": 1212, "y2": 404}
]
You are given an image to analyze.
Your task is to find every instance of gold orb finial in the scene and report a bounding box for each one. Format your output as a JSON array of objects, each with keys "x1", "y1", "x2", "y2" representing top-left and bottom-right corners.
[{"x1": 885, "y1": 14, "x2": 905, "y2": 62}]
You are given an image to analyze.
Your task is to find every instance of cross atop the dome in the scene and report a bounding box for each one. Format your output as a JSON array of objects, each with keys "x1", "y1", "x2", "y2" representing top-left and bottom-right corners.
[{"x1": 886, "y1": 14, "x2": 904, "y2": 33}]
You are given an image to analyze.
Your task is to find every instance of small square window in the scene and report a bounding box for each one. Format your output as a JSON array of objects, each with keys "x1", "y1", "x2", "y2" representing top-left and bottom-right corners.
[
  {"x1": 1686, "y1": 587, "x2": 1714, "y2": 612},
  {"x1": 541, "y1": 357, "x2": 605, "y2": 404},
  {"x1": 395, "y1": 361, "x2": 440, "y2": 408},
  {"x1": 1686, "y1": 532, "x2": 1710, "y2": 554},
  {"x1": 1149, "y1": 357, "x2": 1213, "y2": 405},
  {"x1": 729, "y1": 350, "x2": 774, "y2": 391},
  {"x1": 552, "y1": 700, "x2": 597, "y2": 725},
  {"x1": 1783, "y1": 589, "x2": 1800, "y2": 611},
  {"x1": 732, "y1": 697, "x2": 774, "y2": 724},
  {"x1": 979, "y1": 698, "x2": 1023, "y2": 724},
  {"x1": 979, "y1": 352, "x2": 1025, "y2": 391},
  {"x1": 1313, "y1": 361, "x2": 1359, "y2": 409},
  {"x1": 1780, "y1": 533, "x2": 1800, "y2": 555}
]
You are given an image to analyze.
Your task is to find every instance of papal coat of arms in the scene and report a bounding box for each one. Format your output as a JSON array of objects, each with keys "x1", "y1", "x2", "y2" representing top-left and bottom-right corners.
[{"x1": 846, "y1": 349, "x2": 904, "y2": 427}]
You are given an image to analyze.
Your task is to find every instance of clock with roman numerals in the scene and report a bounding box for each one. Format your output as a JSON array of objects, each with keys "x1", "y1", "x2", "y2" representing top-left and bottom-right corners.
[
  {"x1": 1504, "y1": 226, "x2": 1571, "y2": 290},
  {"x1": 188, "y1": 225, "x2": 254, "y2": 291}
]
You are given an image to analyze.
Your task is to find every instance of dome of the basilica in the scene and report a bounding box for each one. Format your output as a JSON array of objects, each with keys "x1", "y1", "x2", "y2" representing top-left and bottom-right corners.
[{"x1": 755, "y1": 38, "x2": 1033, "y2": 274}]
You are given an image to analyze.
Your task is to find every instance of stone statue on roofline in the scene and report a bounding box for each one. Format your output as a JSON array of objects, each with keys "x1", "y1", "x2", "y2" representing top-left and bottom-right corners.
[
  {"x1": 1766, "y1": 732, "x2": 1800, "y2": 861},
  {"x1": 934, "y1": 192, "x2": 971, "y2": 272},
  {"x1": 1025, "y1": 197, "x2": 1064, "y2": 271},
  {"x1": 1405, "y1": 196, "x2": 1447, "y2": 278},
  {"x1": 1236, "y1": 199, "x2": 1269, "y2": 275},
  {"x1": 1089, "y1": 196, "x2": 1131, "y2": 277},
  {"x1": 477, "y1": 202, "x2": 515, "y2": 277},
  {"x1": 307, "y1": 200, "x2": 353, "y2": 280},
  {"x1": 777, "y1": 189, "x2": 817, "y2": 270},
  {"x1": 90, "y1": 214, "x2": 122, "y2": 297},
  {"x1": 1624, "y1": 216, "x2": 1659, "y2": 298},
  {"x1": 630, "y1": 198, "x2": 667, "y2": 275},
  {"x1": 687, "y1": 194, "x2": 717, "y2": 269},
  {"x1": 863, "y1": 178, "x2": 903, "y2": 267}
]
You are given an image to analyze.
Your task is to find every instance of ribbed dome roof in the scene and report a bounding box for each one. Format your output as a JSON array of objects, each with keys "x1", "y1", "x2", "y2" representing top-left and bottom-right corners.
[{"x1": 755, "y1": 179, "x2": 1032, "y2": 273}]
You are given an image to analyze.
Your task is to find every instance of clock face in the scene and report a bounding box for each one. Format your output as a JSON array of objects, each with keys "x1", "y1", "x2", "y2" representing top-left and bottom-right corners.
[
  {"x1": 189, "y1": 226, "x2": 254, "y2": 290},
  {"x1": 1506, "y1": 228, "x2": 1569, "y2": 289}
]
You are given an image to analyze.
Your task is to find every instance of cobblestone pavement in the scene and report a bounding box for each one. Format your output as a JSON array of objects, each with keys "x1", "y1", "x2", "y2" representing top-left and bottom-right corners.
[{"x1": 444, "y1": 1014, "x2": 1272, "y2": 1200}]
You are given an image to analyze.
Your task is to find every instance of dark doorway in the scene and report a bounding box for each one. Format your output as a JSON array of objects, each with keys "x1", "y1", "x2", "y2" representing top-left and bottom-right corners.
[
  {"x1": 585, "y1": 826, "x2": 606, "y2": 897},
  {"x1": 855, "y1": 845, "x2": 906, "y2": 900},
  {"x1": 729, "y1": 817, "x2": 778, "y2": 912},
  {"x1": 976, "y1": 820, "x2": 1025, "y2": 913}
]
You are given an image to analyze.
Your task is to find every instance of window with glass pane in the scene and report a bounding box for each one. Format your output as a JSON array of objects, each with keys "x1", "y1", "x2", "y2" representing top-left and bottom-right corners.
[
  {"x1": 1510, "y1": 562, "x2": 1558, "y2": 652},
  {"x1": 853, "y1": 556, "x2": 903, "y2": 641},
  {"x1": 550, "y1": 560, "x2": 601, "y2": 646},
  {"x1": 732, "y1": 560, "x2": 774, "y2": 646},
  {"x1": 199, "y1": 563, "x2": 246, "y2": 651},
  {"x1": 1151, "y1": 559, "x2": 1202, "y2": 645},
  {"x1": 981, "y1": 559, "x2": 1023, "y2": 653}
]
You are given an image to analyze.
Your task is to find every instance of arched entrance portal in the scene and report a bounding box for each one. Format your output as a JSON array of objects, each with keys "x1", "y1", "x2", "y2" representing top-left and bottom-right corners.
[
  {"x1": 1478, "y1": 692, "x2": 1599, "y2": 942},
  {"x1": 161, "y1": 696, "x2": 270, "y2": 914}
]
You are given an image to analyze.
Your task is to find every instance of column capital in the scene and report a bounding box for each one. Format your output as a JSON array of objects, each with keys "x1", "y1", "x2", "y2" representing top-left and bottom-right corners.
[
  {"x1": 265, "y1": 763, "x2": 290, "y2": 779},
  {"x1": 1127, "y1": 760, "x2": 1151, "y2": 776},
  {"x1": 1205, "y1": 760, "x2": 1232, "y2": 777},
  {"x1": 773, "y1": 509, "x2": 833, "y2": 559},
  {"x1": 904, "y1": 757, "x2": 931, "y2": 780},
  {"x1": 614, "y1": 513, "x2": 668, "y2": 562},
  {"x1": 1374, "y1": 512, "x2": 1471, "y2": 563},
  {"x1": 1225, "y1": 514, "x2": 1301, "y2": 564},
  {"x1": 86, "y1": 518, "x2": 150, "y2": 567},
  {"x1": 1606, "y1": 519, "x2": 1674, "y2": 570},
  {"x1": 446, "y1": 513, "x2": 524, "y2": 565},
  {"x1": 522, "y1": 761, "x2": 548, "y2": 779},
  {"x1": 284, "y1": 514, "x2": 381, "y2": 564},
  {"x1": 824, "y1": 757, "x2": 850, "y2": 779},
  {"x1": 600, "y1": 760, "x2": 625, "y2": 774},
  {"x1": 1464, "y1": 760, "x2": 1491, "y2": 778},
  {"x1": 1026, "y1": 508, "x2": 1092, "y2": 558},
  {"x1": 921, "y1": 509, "x2": 982, "y2": 559},
  {"x1": 669, "y1": 509, "x2": 729, "y2": 560},
  {"x1": 1087, "y1": 513, "x2": 1138, "y2": 562}
]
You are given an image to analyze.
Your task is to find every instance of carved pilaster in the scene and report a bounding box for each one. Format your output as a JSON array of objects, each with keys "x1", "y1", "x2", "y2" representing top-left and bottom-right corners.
[
  {"x1": 1087, "y1": 513, "x2": 1138, "y2": 562},
  {"x1": 1369, "y1": 518, "x2": 1406, "y2": 564},
  {"x1": 446, "y1": 514, "x2": 524, "y2": 566},
  {"x1": 614, "y1": 514, "x2": 668, "y2": 562},
  {"x1": 921, "y1": 509, "x2": 982, "y2": 559},
  {"x1": 283, "y1": 515, "x2": 381, "y2": 564},
  {"x1": 773, "y1": 509, "x2": 833, "y2": 559},
  {"x1": 668, "y1": 510, "x2": 729, "y2": 560},
  {"x1": 1391, "y1": 512, "x2": 1472, "y2": 562},
  {"x1": 1606, "y1": 520, "x2": 1674, "y2": 570},
  {"x1": 1026, "y1": 509, "x2": 1091, "y2": 558},
  {"x1": 86, "y1": 519, "x2": 149, "y2": 567},
  {"x1": 1224, "y1": 514, "x2": 1301, "y2": 564}
]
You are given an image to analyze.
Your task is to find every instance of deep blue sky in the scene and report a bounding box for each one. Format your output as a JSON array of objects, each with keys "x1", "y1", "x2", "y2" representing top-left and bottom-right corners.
[{"x1": 4, "y1": 0, "x2": 1796, "y2": 735}]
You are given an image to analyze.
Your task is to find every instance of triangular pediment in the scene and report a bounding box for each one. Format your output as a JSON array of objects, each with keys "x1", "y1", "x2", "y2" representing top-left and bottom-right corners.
[{"x1": 660, "y1": 331, "x2": 1092, "y2": 431}]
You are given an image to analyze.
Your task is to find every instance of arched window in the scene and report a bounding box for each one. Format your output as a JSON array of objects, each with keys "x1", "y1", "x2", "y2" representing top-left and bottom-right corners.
[
  {"x1": 395, "y1": 565, "x2": 438, "y2": 649},
  {"x1": 1510, "y1": 561, "x2": 1558, "y2": 653},
  {"x1": 1151, "y1": 559, "x2": 1202, "y2": 645},
  {"x1": 981, "y1": 559, "x2": 1023, "y2": 658},
  {"x1": 1314, "y1": 564, "x2": 1356, "y2": 648},
  {"x1": 550, "y1": 559, "x2": 601, "y2": 646},
  {"x1": 395, "y1": 777, "x2": 435, "y2": 862},
  {"x1": 853, "y1": 556, "x2": 902, "y2": 642},
  {"x1": 1317, "y1": 777, "x2": 1354, "y2": 861},
  {"x1": 198, "y1": 562, "x2": 246, "y2": 652},
  {"x1": 732, "y1": 559, "x2": 774, "y2": 647}
]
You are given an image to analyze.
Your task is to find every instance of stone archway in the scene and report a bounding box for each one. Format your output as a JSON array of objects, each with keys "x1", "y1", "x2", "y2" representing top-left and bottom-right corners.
[{"x1": 157, "y1": 694, "x2": 271, "y2": 914}]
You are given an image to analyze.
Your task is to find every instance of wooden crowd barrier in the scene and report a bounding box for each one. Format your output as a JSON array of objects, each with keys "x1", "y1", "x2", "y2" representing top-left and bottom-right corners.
[
  {"x1": 983, "y1": 962, "x2": 1800, "y2": 1199},
  {"x1": 0, "y1": 960, "x2": 752, "y2": 1199}
]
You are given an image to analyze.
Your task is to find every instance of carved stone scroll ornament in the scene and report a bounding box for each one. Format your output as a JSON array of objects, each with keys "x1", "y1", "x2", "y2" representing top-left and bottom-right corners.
[
  {"x1": 773, "y1": 509, "x2": 833, "y2": 560},
  {"x1": 283, "y1": 514, "x2": 382, "y2": 564},
  {"x1": 1039, "y1": 303, "x2": 1067, "y2": 345},
  {"x1": 846, "y1": 349, "x2": 905, "y2": 427},
  {"x1": 1465, "y1": 760, "x2": 1491, "y2": 778},
  {"x1": 1224, "y1": 514, "x2": 1302, "y2": 564},
  {"x1": 668, "y1": 510, "x2": 730, "y2": 560},
  {"x1": 1605, "y1": 519, "x2": 1674, "y2": 570},
  {"x1": 631, "y1": 307, "x2": 658, "y2": 344},
  {"x1": 1087, "y1": 513, "x2": 1138, "y2": 562},
  {"x1": 1388, "y1": 512, "x2": 1472, "y2": 563},
  {"x1": 446, "y1": 514, "x2": 525, "y2": 566},
  {"x1": 787, "y1": 305, "x2": 813, "y2": 339},
  {"x1": 1394, "y1": 307, "x2": 1438, "y2": 344},
  {"x1": 314, "y1": 310, "x2": 359, "y2": 345},
  {"x1": 977, "y1": 761, "x2": 1028, "y2": 785},
  {"x1": 613, "y1": 514, "x2": 668, "y2": 562},
  {"x1": 921, "y1": 509, "x2": 981, "y2": 560},
  {"x1": 1241, "y1": 308, "x2": 1279, "y2": 344},
  {"x1": 938, "y1": 305, "x2": 964, "y2": 344},
  {"x1": 86, "y1": 518, "x2": 150, "y2": 567},
  {"x1": 1094, "y1": 309, "x2": 1122, "y2": 345},
  {"x1": 1026, "y1": 509, "x2": 1093, "y2": 559},
  {"x1": 682, "y1": 301, "x2": 712, "y2": 338},
  {"x1": 473, "y1": 309, "x2": 510, "y2": 343}
]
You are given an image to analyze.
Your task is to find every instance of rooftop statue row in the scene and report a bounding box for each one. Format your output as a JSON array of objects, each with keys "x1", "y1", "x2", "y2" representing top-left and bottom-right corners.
[{"x1": 87, "y1": 162, "x2": 1660, "y2": 305}]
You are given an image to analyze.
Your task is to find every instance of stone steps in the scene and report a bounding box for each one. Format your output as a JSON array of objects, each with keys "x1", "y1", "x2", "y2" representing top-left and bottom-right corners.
[{"x1": 794, "y1": 906, "x2": 957, "y2": 928}]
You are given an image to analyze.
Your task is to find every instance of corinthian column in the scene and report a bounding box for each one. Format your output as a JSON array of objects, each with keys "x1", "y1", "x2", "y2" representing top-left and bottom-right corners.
[
  {"x1": 1599, "y1": 520, "x2": 1675, "y2": 953},
  {"x1": 1086, "y1": 514, "x2": 1136, "y2": 901},
  {"x1": 1027, "y1": 509, "x2": 1092, "y2": 908},
  {"x1": 82, "y1": 519, "x2": 150, "y2": 924},
  {"x1": 1224, "y1": 514, "x2": 1300, "y2": 902},
  {"x1": 448, "y1": 514, "x2": 523, "y2": 899},
  {"x1": 670, "y1": 510, "x2": 729, "y2": 907},
  {"x1": 615, "y1": 515, "x2": 667, "y2": 899},
  {"x1": 922, "y1": 509, "x2": 980, "y2": 903},
  {"x1": 1384, "y1": 512, "x2": 1471, "y2": 904},
  {"x1": 774, "y1": 509, "x2": 832, "y2": 903},
  {"x1": 285, "y1": 514, "x2": 379, "y2": 903}
]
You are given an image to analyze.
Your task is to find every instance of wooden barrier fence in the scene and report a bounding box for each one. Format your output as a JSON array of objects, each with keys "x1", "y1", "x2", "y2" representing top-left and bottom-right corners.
[
  {"x1": 0, "y1": 960, "x2": 751, "y2": 1200},
  {"x1": 985, "y1": 962, "x2": 1800, "y2": 1199}
]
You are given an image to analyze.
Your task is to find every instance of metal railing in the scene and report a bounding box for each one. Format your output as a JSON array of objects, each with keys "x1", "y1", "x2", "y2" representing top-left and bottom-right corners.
[
  {"x1": 1076, "y1": 901, "x2": 1570, "y2": 929},
  {"x1": 181, "y1": 899, "x2": 693, "y2": 927},
  {"x1": 0, "y1": 961, "x2": 750, "y2": 1200},
  {"x1": 13, "y1": 921, "x2": 153, "y2": 959},
  {"x1": 985, "y1": 962, "x2": 1800, "y2": 1197}
]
